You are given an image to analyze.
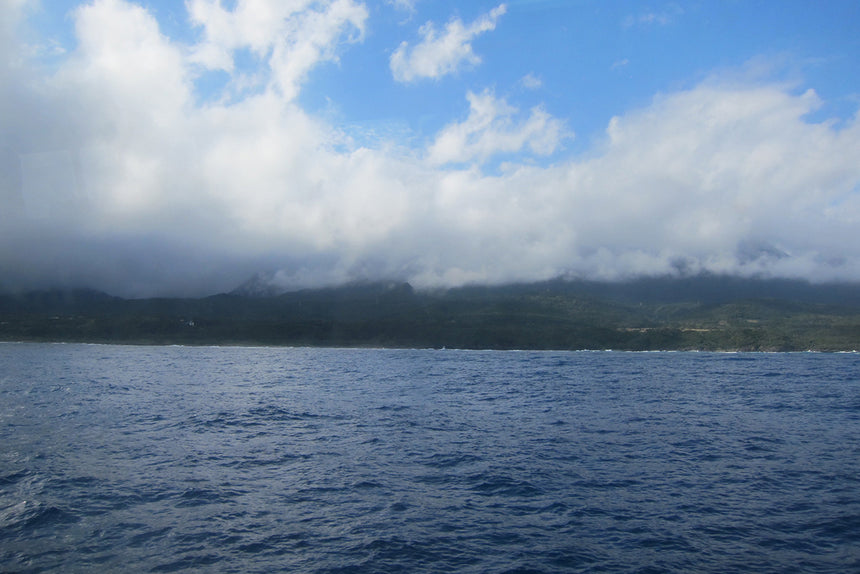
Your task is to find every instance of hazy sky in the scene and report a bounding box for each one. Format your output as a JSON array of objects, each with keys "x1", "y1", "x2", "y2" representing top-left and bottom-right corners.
[{"x1": 1, "y1": 0, "x2": 859, "y2": 296}]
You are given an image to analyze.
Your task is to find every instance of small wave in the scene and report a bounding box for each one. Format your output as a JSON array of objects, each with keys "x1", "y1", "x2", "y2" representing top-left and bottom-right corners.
[
  {"x1": 175, "y1": 487, "x2": 243, "y2": 508},
  {"x1": 248, "y1": 405, "x2": 326, "y2": 421},
  {"x1": 191, "y1": 405, "x2": 333, "y2": 432},
  {"x1": 150, "y1": 553, "x2": 222, "y2": 573},
  {"x1": 572, "y1": 478, "x2": 643, "y2": 490},
  {"x1": 421, "y1": 452, "x2": 483, "y2": 469},
  {"x1": 222, "y1": 453, "x2": 306, "y2": 469},
  {"x1": 127, "y1": 526, "x2": 172, "y2": 548},
  {"x1": 0, "y1": 500, "x2": 77, "y2": 532},
  {"x1": 375, "y1": 404, "x2": 411, "y2": 412},
  {"x1": 0, "y1": 469, "x2": 31, "y2": 487},
  {"x1": 809, "y1": 514, "x2": 860, "y2": 538},
  {"x1": 469, "y1": 474, "x2": 544, "y2": 497}
]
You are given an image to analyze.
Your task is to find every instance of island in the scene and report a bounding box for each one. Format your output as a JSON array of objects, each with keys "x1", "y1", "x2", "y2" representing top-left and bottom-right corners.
[{"x1": 1, "y1": 276, "x2": 858, "y2": 351}]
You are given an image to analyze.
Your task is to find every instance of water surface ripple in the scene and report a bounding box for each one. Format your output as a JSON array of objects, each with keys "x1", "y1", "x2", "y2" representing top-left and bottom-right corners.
[{"x1": 1, "y1": 344, "x2": 858, "y2": 573}]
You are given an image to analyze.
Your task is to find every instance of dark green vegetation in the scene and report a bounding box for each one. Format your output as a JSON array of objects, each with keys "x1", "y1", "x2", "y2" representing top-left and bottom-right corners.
[{"x1": 1, "y1": 276, "x2": 859, "y2": 351}]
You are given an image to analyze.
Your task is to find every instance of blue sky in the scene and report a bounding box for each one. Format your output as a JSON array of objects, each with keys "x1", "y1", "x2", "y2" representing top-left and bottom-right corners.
[
  {"x1": 303, "y1": 1, "x2": 859, "y2": 148},
  {"x1": 1, "y1": 0, "x2": 859, "y2": 296}
]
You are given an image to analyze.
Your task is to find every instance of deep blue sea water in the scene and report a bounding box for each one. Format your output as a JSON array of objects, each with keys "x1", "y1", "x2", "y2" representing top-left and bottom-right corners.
[{"x1": 1, "y1": 344, "x2": 858, "y2": 573}]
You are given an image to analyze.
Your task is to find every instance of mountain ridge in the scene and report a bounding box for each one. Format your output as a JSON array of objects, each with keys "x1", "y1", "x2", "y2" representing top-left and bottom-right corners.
[{"x1": 1, "y1": 275, "x2": 858, "y2": 351}]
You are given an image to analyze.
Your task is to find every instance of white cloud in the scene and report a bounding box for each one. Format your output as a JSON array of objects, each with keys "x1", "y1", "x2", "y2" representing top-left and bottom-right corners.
[
  {"x1": 187, "y1": 0, "x2": 367, "y2": 101},
  {"x1": 387, "y1": 0, "x2": 417, "y2": 14},
  {"x1": 611, "y1": 58, "x2": 629, "y2": 71},
  {"x1": 427, "y1": 89, "x2": 569, "y2": 165},
  {"x1": 520, "y1": 72, "x2": 542, "y2": 90},
  {"x1": 1, "y1": 1, "x2": 860, "y2": 296},
  {"x1": 623, "y1": 5, "x2": 683, "y2": 29},
  {"x1": 552, "y1": 84, "x2": 860, "y2": 280},
  {"x1": 0, "y1": 0, "x2": 31, "y2": 31},
  {"x1": 390, "y1": 4, "x2": 506, "y2": 83}
]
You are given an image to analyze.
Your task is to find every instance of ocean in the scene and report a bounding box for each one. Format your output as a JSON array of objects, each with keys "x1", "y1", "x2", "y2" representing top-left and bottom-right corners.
[{"x1": 1, "y1": 343, "x2": 858, "y2": 573}]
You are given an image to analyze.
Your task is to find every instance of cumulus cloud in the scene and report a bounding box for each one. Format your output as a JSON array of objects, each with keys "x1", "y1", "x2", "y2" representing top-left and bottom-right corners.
[
  {"x1": 553, "y1": 84, "x2": 860, "y2": 280},
  {"x1": 427, "y1": 89, "x2": 569, "y2": 165},
  {"x1": 187, "y1": 0, "x2": 367, "y2": 100},
  {"x1": 390, "y1": 4, "x2": 506, "y2": 83},
  {"x1": 1, "y1": 1, "x2": 859, "y2": 297}
]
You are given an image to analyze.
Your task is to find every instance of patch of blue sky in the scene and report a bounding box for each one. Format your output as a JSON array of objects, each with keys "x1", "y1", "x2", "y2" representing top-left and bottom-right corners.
[
  {"x1": 18, "y1": 0, "x2": 79, "y2": 62},
  {"x1": 338, "y1": 118, "x2": 419, "y2": 152},
  {"x1": 192, "y1": 68, "x2": 232, "y2": 105},
  {"x1": 142, "y1": 0, "x2": 198, "y2": 44}
]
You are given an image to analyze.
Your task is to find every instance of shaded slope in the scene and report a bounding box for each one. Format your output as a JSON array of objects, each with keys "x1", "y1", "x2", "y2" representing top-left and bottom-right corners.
[{"x1": 1, "y1": 277, "x2": 858, "y2": 351}]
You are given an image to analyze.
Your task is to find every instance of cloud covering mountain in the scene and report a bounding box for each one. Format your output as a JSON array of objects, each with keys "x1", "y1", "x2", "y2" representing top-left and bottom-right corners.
[{"x1": 1, "y1": 0, "x2": 859, "y2": 297}]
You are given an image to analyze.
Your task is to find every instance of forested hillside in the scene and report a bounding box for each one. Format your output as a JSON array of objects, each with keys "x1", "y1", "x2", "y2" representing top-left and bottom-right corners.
[{"x1": 1, "y1": 277, "x2": 858, "y2": 351}]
